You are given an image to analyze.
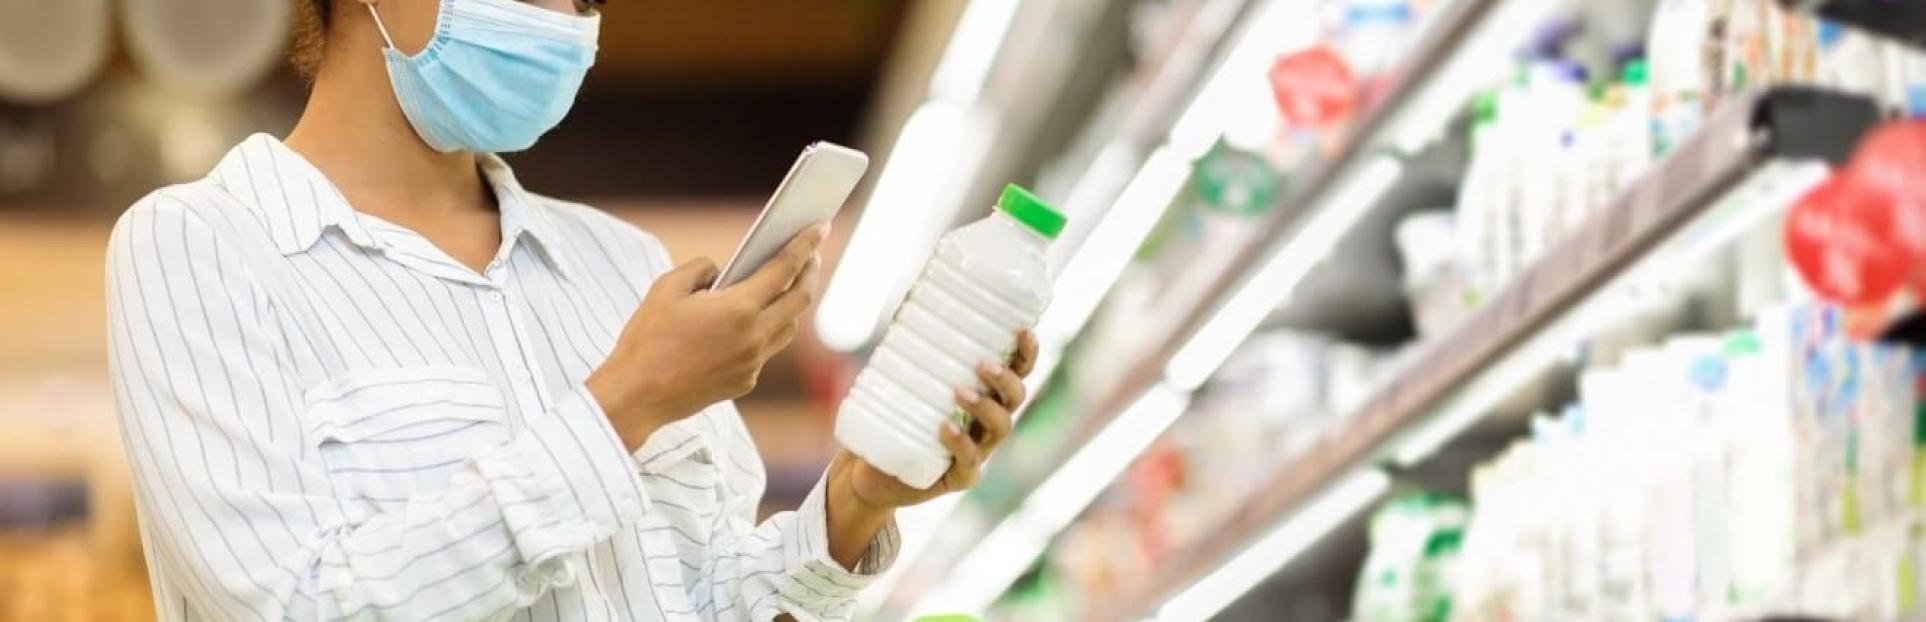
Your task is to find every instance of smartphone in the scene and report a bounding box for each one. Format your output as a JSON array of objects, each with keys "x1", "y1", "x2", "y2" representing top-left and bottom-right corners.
[{"x1": 714, "y1": 141, "x2": 870, "y2": 289}]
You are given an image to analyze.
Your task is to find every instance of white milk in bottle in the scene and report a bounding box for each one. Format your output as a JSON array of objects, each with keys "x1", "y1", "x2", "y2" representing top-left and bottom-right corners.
[{"x1": 837, "y1": 184, "x2": 1065, "y2": 487}]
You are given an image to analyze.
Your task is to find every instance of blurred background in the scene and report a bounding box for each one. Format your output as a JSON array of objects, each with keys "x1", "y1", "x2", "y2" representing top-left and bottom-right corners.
[{"x1": 8, "y1": 0, "x2": 1926, "y2": 620}]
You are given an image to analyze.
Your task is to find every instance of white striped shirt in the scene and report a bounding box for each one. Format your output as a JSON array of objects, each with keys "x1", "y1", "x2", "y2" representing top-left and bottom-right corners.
[{"x1": 105, "y1": 134, "x2": 897, "y2": 622}]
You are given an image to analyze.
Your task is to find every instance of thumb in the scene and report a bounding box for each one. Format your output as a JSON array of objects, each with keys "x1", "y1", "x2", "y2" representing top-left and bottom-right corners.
[{"x1": 656, "y1": 258, "x2": 720, "y2": 294}]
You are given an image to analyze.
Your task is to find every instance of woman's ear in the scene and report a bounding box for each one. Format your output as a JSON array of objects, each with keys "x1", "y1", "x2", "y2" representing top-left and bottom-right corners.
[{"x1": 361, "y1": 0, "x2": 442, "y2": 56}]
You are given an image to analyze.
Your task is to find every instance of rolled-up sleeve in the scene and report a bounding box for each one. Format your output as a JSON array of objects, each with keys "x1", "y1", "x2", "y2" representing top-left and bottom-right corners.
[{"x1": 688, "y1": 473, "x2": 900, "y2": 622}]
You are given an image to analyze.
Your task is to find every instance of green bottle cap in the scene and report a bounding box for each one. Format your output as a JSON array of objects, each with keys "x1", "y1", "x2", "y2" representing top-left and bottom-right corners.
[
  {"x1": 997, "y1": 184, "x2": 1066, "y2": 240},
  {"x1": 1623, "y1": 59, "x2": 1649, "y2": 87},
  {"x1": 1194, "y1": 139, "x2": 1281, "y2": 216},
  {"x1": 1472, "y1": 91, "x2": 1499, "y2": 126}
]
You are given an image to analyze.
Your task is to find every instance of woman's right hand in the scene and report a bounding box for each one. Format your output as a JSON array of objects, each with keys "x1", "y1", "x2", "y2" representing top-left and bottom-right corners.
[{"x1": 587, "y1": 225, "x2": 826, "y2": 450}]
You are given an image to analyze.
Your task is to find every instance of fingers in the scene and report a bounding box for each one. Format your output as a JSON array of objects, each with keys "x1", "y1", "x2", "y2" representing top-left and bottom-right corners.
[
  {"x1": 939, "y1": 382, "x2": 1016, "y2": 492},
  {"x1": 956, "y1": 387, "x2": 1012, "y2": 454},
  {"x1": 977, "y1": 360, "x2": 1026, "y2": 412},
  {"x1": 762, "y1": 319, "x2": 800, "y2": 357},
  {"x1": 1009, "y1": 330, "x2": 1039, "y2": 377},
  {"x1": 937, "y1": 421, "x2": 982, "y2": 489},
  {"x1": 736, "y1": 225, "x2": 826, "y2": 306},
  {"x1": 760, "y1": 255, "x2": 820, "y2": 331},
  {"x1": 656, "y1": 258, "x2": 720, "y2": 295}
]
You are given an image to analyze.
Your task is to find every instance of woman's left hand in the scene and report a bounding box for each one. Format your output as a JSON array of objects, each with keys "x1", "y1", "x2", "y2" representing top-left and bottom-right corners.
[{"x1": 830, "y1": 330, "x2": 1040, "y2": 511}]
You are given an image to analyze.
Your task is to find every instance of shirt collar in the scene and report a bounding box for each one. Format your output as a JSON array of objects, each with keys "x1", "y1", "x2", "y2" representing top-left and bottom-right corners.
[
  {"x1": 477, "y1": 153, "x2": 585, "y2": 281},
  {"x1": 212, "y1": 134, "x2": 581, "y2": 281},
  {"x1": 213, "y1": 133, "x2": 380, "y2": 255}
]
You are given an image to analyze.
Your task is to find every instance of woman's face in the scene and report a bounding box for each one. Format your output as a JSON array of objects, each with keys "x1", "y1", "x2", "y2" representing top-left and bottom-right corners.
[{"x1": 364, "y1": 0, "x2": 594, "y2": 55}]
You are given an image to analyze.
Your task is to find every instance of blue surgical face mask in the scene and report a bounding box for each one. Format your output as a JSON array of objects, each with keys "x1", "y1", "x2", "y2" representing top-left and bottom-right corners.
[{"x1": 367, "y1": 0, "x2": 599, "y2": 153}]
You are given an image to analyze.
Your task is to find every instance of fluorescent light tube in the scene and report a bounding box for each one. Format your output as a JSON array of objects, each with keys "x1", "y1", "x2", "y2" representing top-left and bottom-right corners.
[
  {"x1": 1388, "y1": 0, "x2": 1562, "y2": 152},
  {"x1": 1033, "y1": 146, "x2": 1191, "y2": 348},
  {"x1": 1167, "y1": 0, "x2": 1314, "y2": 159},
  {"x1": 1165, "y1": 156, "x2": 1403, "y2": 390},
  {"x1": 817, "y1": 102, "x2": 990, "y2": 351},
  {"x1": 912, "y1": 383, "x2": 1191, "y2": 616},
  {"x1": 1153, "y1": 470, "x2": 1391, "y2": 621},
  {"x1": 1047, "y1": 141, "x2": 1142, "y2": 273},
  {"x1": 929, "y1": 0, "x2": 1027, "y2": 104}
]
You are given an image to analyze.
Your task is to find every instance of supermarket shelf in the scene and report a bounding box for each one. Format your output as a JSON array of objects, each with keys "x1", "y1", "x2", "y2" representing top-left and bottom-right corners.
[
  {"x1": 1042, "y1": 0, "x2": 1518, "y2": 507},
  {"x1": 889, "y1": 0, "x2": 1560, "y2": 613},
  {"x1": 1780, "y1": 0, "x2": 1926, "y2": 50},
  {"x1": 1094, "y1": 86, "x2": 1882, "y2": 621},
  {"x1": 883, "y1": 0, "x2": 1528, "y2": 613}
]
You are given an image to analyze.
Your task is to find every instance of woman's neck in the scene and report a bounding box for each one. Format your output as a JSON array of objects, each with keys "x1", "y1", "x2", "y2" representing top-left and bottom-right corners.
[{"x1": 285, "y1": 32, "x2": 493, "y2": 221}]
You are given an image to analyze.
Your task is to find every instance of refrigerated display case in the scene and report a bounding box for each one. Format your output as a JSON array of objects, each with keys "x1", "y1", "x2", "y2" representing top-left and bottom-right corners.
[{"x1": 867, "y1": 0, "x2": 1926, "y2": 619}]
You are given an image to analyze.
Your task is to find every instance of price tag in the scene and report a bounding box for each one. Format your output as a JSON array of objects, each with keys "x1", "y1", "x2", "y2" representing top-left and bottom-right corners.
[
  {"x1": 1783, "y1": 174, "x2": 1907, "y2": 306},
  {"x1": 1848, "y1": 121, "x2": 1926, "y2": 260},
  {"x1": 1269, "y1": 46, "x2": 1358, "y2": 129}
]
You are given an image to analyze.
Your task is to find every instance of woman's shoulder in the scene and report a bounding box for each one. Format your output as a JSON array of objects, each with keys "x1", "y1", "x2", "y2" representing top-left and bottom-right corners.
[
  {"x1": 109, "y1": 178, "x2": 273, "y2": 256},
  {"x1": 105, "y1": 178, "x2": 284, "y2": 305}
]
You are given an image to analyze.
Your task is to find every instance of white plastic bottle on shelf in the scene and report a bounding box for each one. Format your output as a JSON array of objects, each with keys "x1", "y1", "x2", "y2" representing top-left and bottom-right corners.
[
  {"x1": 1611, "y1": 60, "x2": 1656, "y2": 194},
  {"x1": 837, "y1": 184, "x2": 1066, "y2": 488},
  {"x1": 1647, "y1": 0, "x2": 1708, "y2": 155},
  {"x1": 1333, "y1": 0, "x2": 1415, "y2": 79},
  {"x1": 1515, "y1": 61, "x2": 1588, "y2": 270},
  {"x1": 1454, "y1": 92, "x2": 1499, "y2": 297}
]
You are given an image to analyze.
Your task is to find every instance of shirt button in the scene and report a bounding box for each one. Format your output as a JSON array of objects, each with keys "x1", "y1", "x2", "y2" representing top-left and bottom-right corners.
[
  {"x1": 509, "y1": 367, "x2": 533, "y2": 382},
  {"x1": 487, "y1": 291, "x2": 504, "y2": 303}
]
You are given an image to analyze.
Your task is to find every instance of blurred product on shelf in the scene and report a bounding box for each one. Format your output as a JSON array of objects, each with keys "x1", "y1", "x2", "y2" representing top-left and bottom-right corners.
[
  {"x1": 1437, "y1": 304, "x2": 1921, "y2": 621},
  {"x1": 1136, "y1": 141, "x2": 1284, "y2": 343},
  {"x1": 1395, "y1": 210, "x2": 1472, "y2": 337},
  {"x1": 1322, "y1": 0, "x2": 1431, "y2": 112},
  {"x1": 1352, "y1": 492, "x2": 1467, "y2": 622},
  {"x1": 1064, "y1": 0, "x2": 1446, "y2": 406},
  {"x1": 1404, "y1": 0, "x2": 1926, "y2": 342},
  {"x1": 994, "y1": 331, "x2": 1396, "y2": 619}
]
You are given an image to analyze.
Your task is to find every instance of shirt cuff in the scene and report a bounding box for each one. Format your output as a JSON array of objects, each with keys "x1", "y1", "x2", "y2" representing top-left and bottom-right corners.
[
  {"x1": 771, "y1": 476, "x2": 899, "y2": 620},
  {"x1": 472, "y1": 383, "x2": 650, "y2": 574}
]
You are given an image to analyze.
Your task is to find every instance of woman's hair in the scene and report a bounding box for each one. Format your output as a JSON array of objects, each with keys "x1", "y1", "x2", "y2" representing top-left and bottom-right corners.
[{"x1": 290, "y1": 0, "x2": 332, "y2": 81}]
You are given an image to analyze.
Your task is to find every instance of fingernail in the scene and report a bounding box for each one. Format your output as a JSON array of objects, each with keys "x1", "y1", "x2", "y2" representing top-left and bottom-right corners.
[
  {"x1": 956, "y1": 388, "x2": 980, "y2": 405},
  {"x1": 944, "y1": 422, "x2": 964, "y2": 437},
  {"x1": 816, "y1": 223, "x2": 832, "y2": 238},
  {"x1": 981, "y1": 361, "x2": 1006, "y2": 376}
]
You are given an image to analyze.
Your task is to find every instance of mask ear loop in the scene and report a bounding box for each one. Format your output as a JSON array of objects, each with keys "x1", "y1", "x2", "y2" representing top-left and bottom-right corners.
[{"x1": 365, "y1": 2, "x2": 399, "y2": 50}]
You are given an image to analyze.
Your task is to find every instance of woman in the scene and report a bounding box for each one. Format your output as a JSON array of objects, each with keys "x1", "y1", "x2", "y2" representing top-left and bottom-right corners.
[{"x1": 104, "y1": 0, "x2": 1036, "y2": 619}]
